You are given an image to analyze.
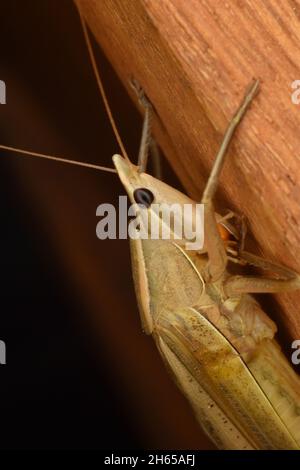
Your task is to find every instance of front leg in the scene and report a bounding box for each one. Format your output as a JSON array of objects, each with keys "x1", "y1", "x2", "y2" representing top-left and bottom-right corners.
[
  {"x1": 201, "y1": 80, "x2": 259, "y2": 281},
  {"x1": 130, "y1": 78, "x2": 162, "y2": 178}
]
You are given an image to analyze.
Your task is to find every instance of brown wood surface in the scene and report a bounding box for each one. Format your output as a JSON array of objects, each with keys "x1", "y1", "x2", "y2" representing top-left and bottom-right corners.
[{"x1": 77, "y1": 0, "x2": 300, "y2": 339}]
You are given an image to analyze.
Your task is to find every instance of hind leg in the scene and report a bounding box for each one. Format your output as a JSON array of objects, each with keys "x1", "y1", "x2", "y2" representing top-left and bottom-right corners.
[{"x1": 225, "y1": 251, "x2": 300, "y2": 295}]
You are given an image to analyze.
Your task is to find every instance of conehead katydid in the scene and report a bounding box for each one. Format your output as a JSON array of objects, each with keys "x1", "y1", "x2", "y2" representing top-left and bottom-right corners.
[
  {"x1": 112, "y1": 78, "x2": 300, "y2": 450},
  {"x1": 0, "y1": 4, "x2": 300, "y2": 450}
]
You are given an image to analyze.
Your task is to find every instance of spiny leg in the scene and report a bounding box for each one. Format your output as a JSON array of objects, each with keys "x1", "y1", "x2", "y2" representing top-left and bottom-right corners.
[
  {"x1": 225, "y1": 251, "x2": 300, "y2": 295},
  {"x1": 201, "y1": 80, "x2": 259, "y2": 281}
]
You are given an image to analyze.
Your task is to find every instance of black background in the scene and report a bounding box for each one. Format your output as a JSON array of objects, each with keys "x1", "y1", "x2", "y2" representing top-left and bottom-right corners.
[
  {"x1": 0, "y1": 0, "x2": 212, "y2": 450},
  {"x1": 0, "y1": 0, "x2": 140, "y2": 449}
]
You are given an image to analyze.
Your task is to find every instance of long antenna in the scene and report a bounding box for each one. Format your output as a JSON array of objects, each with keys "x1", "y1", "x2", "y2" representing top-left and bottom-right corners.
[
  {"x1": 76, "y1": 3, "x2": 130, "y2": 162},
  {"x1": 0, "y1": 144, "x2": 117, "y2": 173}
]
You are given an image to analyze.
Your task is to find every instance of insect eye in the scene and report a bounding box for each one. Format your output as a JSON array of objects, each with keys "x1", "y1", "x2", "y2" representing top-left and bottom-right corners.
[{"x1": 133, "y1": 188, "x2": 154, "y2": 207}]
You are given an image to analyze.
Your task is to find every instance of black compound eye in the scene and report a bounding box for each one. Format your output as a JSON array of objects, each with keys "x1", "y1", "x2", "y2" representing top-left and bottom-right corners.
[{"x1": 133, "y1": 188, "x2": 154, "y2": 207}]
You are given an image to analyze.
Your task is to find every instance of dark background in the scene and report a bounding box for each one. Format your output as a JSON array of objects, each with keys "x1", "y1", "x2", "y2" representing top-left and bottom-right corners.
[{"x1": 0, "y1": 0, "x2": 212, "y2": 450}]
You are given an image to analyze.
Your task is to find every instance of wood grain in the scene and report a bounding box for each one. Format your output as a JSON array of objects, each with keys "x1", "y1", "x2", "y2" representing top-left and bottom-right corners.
[{"x1": 77, "y1": 0, "x2": 300, "y2": 339}]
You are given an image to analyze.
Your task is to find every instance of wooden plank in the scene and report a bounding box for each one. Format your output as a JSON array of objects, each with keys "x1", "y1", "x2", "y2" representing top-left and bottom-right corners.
[{"x1": 77, "y1": 0, "x2": 300, "y2": 339}]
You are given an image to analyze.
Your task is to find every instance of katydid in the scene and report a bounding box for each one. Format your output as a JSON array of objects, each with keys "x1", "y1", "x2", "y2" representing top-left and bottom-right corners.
[{"x1": 0, "y1": 5, "x2": 300, "y2": 450}]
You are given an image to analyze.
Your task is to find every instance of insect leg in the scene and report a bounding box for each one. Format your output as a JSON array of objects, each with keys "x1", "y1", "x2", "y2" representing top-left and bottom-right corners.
[
  {"x1": 225, "y1": 251, "x2": 300, "y2": 295},
  {"x1": 201, "y1": 80, "x2": 259, "y2": 281},
  {"x1": 201, "y1": 198, "x2": 228, "y2": 281},
  {"x1": 225, "y1": 212, "x2": 247, "y2": 256},
  {"x1": 130, "y1": 78, "x2": 162, "y2": 177},
  {"x1": 217, "y1": 210, "x2": 236, "y2": 224},
  {"x1": 130, "y1": 78, "x2": 153, "y2": 173},
  {"x1": 202, "y1": 80, "x2": 259, "y2": 203},
  {"x1": 218, "y1": 210, "x2": 247, "y2": 250},
  {"x1": 137, "y1": 102, "x2": 152, "y2": 173}
]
